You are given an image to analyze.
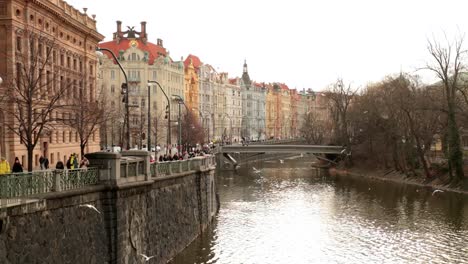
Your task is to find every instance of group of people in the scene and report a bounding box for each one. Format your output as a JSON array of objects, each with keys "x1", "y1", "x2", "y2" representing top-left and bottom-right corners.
[
  {"x1": 158, "y1": 149, "x2": 208, "y2": 162},
  {"x1": 0, "y1": 156, "x2": 23, "y2": 174},
  {"x1": 0, "y1": 153, "x2": 90, "y2": 175}
]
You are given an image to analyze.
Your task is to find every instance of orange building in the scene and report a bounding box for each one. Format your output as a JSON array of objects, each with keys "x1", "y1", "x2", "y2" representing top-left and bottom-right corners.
[{"x1": 184, "y1": 55, "x2": 200, "y2": 118}]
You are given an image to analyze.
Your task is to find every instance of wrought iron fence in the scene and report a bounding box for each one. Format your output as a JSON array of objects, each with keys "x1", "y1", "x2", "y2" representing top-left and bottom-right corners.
[{"x1": 0, "y1": 168, "x2": 99, "y2": 207}]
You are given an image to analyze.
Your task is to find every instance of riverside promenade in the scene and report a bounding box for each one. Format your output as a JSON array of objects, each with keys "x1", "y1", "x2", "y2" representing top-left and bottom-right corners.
[{"x1": 0, "y1": 150, "x2": 217, "y2": 264}]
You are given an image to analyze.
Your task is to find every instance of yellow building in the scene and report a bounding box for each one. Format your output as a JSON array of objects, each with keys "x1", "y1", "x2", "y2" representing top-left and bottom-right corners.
[{"x1": 184, "y1": 55, "x2": 200, "y2": 117}]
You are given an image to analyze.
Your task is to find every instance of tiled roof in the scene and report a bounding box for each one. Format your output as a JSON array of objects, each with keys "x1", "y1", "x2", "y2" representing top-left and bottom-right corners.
[
  {"x1": 98, "y1": 39, "x2": 167, "y2": 65},
  {"x1": 184, "y1": 54, "x2": 202, "y2": 69}
]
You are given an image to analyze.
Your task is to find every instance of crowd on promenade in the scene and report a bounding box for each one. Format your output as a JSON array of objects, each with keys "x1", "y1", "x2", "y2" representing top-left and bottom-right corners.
[
  {"x1": 156, "y1": 149, "x2": 209, "y2": 163},
  {"x1": 0, "y1": 153, "x2": 90, "y2": 175}
]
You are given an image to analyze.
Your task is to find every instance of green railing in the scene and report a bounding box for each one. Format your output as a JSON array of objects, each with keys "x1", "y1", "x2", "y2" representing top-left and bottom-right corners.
[
  {"x1": 151, "y1": 155, "x2": 216, "y2": 178},
  {"x1": 0, "y1": 155, "x2": 217, "y2": 207},
  {"x1": 0, "y1": 168, "x2": 99, "y2": 203}
]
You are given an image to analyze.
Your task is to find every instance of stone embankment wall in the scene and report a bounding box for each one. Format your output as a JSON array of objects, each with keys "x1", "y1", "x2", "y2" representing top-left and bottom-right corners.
[{"x1": 0, "y1": 170, "x2": 216, "y2": 264}]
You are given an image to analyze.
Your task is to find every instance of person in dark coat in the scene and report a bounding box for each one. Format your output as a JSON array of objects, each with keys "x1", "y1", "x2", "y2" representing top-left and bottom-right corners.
[
  {"x1": 11, "y1": 157, "x2": 23, "y2": 173},
  {"x1": 56, "y1": 160, "x2": 65, "y2": 170}
]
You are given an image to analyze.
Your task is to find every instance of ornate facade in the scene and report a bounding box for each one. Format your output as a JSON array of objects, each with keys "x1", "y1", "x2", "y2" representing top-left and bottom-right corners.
[
  {"x1": 98, "y1": 21, "x2": 184, "y2": 150},
  {"x1": 0, "y1": 0, "x2": 103, "y2": 169}
]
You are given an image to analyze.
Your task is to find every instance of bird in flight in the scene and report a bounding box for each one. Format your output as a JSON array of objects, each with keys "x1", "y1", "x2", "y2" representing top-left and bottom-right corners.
[
  {"x1": 279, "y1": 159, "x2": 284, "y2": 164},
  {"x1": 139, "y1": 253, "x2": 155, "y2": 262},
  {"x1": 252, "y1": 167, "x2": 262, "y2": 173},
  {"x1": 432, "y1": 189, "x2": 444, "y2": 196},
  {"x1": 79, "y1": 204, "x2": 101, "y2": 214}
]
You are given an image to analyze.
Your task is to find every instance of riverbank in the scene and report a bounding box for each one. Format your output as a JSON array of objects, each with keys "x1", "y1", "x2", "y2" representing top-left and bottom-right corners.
[{"x1": 331, "y1": 166, "x2": 468, "y2": 195}]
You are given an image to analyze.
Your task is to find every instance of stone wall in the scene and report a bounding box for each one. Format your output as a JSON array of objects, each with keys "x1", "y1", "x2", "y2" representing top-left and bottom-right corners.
[{"x1": 0, "y1": 169, "x2": 217, "y2": 264}]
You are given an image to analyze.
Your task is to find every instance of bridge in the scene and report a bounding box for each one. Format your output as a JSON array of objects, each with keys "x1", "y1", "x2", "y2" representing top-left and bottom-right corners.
[
  {"x1": 219, "y1": 144, "x2": 347, "y2": 168},
  {"x1": 220, "y1": 144, "x2": 346, "y2": 154}
]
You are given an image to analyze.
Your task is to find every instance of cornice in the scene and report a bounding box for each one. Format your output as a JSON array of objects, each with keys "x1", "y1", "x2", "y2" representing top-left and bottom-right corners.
[{"x1": 30, "y1": 0, "x2": 104, "y2": 42}]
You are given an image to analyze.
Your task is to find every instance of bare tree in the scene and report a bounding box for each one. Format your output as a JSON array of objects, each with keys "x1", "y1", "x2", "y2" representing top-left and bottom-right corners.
[
  {"x1": 326, "y1": 79, "x2": 358, "y2": 149},
  {"x1": 426, "y1": 34, "x2": 466, "y2": 182},
  {"x1": 69, "y1": 90, "x2": 105, "y2": 158},
  {"x1": 300, "y1": 112, "x2": 326, "y2": 144},
  {"x1": 0, "y1": 32, "x2": 71, "y2": 171},
  {"x1": 181, "y1": 110, "x2": 205, "y2": 149}
]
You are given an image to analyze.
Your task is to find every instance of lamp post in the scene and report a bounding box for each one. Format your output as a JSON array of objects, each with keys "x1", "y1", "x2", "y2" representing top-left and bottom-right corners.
[
  {"x1": 147, "y1": 83, "x2": 151, "y2": 152},
  {"x1": 148, "y1": 81, "x2": 170, "y2": 154},
  {"x1": 96, "y1": 48, "x2": 130, "y2": 150},
  {"x1": 172, "y1": 94, "x2": 188, "y2": 151},
  {"x1": 223, "y1": 113, "x2": 232, "y2": 144}
]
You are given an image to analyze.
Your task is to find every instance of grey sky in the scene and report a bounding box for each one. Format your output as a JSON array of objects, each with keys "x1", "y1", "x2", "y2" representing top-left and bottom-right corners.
[{"x1": 67, "y1": 0, "x2": 468, "y2": 91}]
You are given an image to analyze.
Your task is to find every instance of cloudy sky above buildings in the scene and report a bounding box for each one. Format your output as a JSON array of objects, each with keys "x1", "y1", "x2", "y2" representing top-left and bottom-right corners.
[{"x1": 67, "y1": 0, "x2": 468, "y2": 91}]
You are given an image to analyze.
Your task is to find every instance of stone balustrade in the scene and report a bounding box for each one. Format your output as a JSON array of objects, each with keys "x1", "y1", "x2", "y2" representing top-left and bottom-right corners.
[{"x1": 0, "y1": 152, "x2": 216, "y2": 208}]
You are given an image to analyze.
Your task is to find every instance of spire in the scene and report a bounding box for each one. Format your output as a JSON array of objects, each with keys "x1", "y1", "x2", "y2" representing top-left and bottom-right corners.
[{"x1": 242, "y1": 59, "x2": 251, "y2": 86}]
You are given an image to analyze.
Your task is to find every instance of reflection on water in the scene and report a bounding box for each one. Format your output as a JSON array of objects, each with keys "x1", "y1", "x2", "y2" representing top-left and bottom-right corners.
[{"x1": 170, "y1": 156, "x2": 468, "y2": 264}]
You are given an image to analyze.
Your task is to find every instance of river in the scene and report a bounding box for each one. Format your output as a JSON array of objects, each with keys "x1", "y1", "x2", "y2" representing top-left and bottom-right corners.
[{"x1": 169, "y1": 156, "x2": 468, "y2": 264}]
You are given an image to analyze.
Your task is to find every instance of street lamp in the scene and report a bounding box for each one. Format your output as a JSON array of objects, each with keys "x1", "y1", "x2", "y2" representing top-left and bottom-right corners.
[
  {"x1": 222, "y1": 113, "x2": 232, "y2": 144},
  {"x1": 172, "y1": 94, "x2": 188, "y2": 151},
  {"x1": 95, "y1": 48, "x2": 130, "y2": 150},
  {"x1": 148, "y1": 81, "x2": 171, "y2": 154}
]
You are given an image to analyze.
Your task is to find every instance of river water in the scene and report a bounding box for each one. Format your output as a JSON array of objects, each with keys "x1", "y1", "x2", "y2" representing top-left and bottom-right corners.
[{"x1": 170, "y1": 156, "x2": 468, "y2": 264}]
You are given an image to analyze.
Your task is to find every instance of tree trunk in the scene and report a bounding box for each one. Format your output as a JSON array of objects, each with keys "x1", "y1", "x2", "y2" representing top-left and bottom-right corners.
[
  {"x1": 447, "y1": 108, "x2": 464, "y2": 182},
  {"x1": 27, "y1": 145, "x2": 33, "y2": 172}
]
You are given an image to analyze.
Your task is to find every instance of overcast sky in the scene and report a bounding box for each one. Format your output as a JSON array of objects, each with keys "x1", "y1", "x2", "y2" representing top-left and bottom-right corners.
[{"x1": 67, "y1": 0, "x2": 468, "y2": 91}]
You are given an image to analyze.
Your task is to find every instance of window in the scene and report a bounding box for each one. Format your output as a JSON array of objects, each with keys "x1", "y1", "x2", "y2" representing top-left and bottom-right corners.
[
  {"x1": 111, "y1": 70, "x2": 115, "y2": 80},
  {"x1": 16, "y1": 36, "x2": 22, "y2": 52},
  {"x1": 38, "y1": 42, "x2": 43, "y2": 57},
  {"x1": 141, "y1": 98, "x2": 145, "y2": 107},
  {"x1": 60, "y1": 54, "x2": 64, "y2": 66},
  {"x1": 111, "y1": 84, "x2": 115, "y2": 93}
]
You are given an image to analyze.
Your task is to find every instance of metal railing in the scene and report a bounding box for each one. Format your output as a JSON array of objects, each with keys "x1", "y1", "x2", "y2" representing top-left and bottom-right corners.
[
  {"x1": 0, "y1": 168, "x2": 99, "y2": 207},
  {"x1": 0, "y1": 155, "x2": 216, "y2": 208},
  {"x1": 151, "y1": 155, "x2": 216, "y2": 178}
]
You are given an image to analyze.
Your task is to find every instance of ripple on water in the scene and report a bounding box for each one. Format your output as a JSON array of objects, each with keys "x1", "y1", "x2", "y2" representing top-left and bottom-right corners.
[{"x1": 170, "y1": 161, "x2": 468, "y2": 264}]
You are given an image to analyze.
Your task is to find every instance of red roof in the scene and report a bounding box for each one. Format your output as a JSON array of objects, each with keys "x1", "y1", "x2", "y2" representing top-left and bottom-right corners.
[
  {"x1": 184, "y1": 54, "x2": 202, "y2": 69},
  {"x1": 98, "y1": 39, "x2": 167, "y2": 65}
]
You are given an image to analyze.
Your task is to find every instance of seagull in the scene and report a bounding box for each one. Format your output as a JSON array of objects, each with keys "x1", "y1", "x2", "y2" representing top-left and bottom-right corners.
[
  {"x1": 432, "y1": 189, "x2": 444, "y2": 196},
  {"x1": 279, "y1": 159, "x2": 284, "y2": 164},
  {"x1": 252, "y1": 167, "x2": 262, "y2": 174},
  {"x1": 79, "y1": 204, "x2": 101, "y2": 214},
  {"x1": 139, "y1": 253, "x2": 155, "y2": 262}
]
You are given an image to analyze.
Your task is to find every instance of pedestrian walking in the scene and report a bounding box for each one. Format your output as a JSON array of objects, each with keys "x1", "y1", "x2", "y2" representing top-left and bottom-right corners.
[
  {"x1": 44, "y1": 156, "x2": 49, "y2": 169},
  {"x1": 39, "y1": 155, "x2": 45, "y2": 170},
  {"x1": 11, "y1": 157, "x2": 23, "y2": 173},
  {"x1": 80, "y1": 156, "x2": 89, "y2": 169},
  {"x1": 0, "y1": 157, "x2": 11, "y2": 175},
  {"x1": 55, "y1": 160, "x2": 64, "y2": 170}
]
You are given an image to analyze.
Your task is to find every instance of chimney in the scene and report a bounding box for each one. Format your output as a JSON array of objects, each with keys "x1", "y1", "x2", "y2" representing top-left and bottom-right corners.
[
  {"x1": 157, "y1": 38, "x2": 163, "y2": 47},
  {"x1": 140, "y1": 21, "x2": 147, "y2": 38},
  {"x1": 114, "y1": 20, "x2": 124, "y2": 42}
]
